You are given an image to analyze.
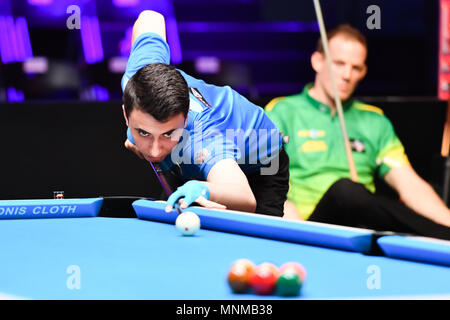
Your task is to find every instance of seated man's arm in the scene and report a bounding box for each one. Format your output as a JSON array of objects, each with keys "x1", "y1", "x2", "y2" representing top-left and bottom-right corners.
[
  {"x1": 132, "y1": 10, "x2": 166, "y2": 44},
  {"x1": 384, "y1": 165, "x2": 450, "y2": 228},
  {"x1": 283, "y1": 200, "x2": 303, "y2": 220}
]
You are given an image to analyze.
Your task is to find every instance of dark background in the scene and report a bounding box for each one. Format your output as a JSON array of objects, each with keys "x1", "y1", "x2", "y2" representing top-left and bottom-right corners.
[
  {"x1": 1, "y1": 99, "x2": 446, "y2": 200},
  {"x1": 0, "y1": 0, "x2": 439, "y2": 102},
  {"x1": 0, "y1": 0, "x2": 448, "y2": 202}
]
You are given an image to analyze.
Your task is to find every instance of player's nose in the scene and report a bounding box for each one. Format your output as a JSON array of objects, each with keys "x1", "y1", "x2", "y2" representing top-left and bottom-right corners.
[
  {"x1": 342, "y1": 65, "x2": 352, "y2": 80},
  {"x1": 149, "y1": 141, "x2": 164, "y2": 158}
]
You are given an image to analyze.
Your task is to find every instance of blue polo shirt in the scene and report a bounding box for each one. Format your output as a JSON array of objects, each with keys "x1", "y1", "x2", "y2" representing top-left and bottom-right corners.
[{"x1": 122, "y1": 32, "x2": 282, "y2": 180}]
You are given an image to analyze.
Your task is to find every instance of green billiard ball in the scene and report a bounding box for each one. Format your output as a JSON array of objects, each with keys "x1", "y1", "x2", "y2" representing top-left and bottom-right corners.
[{"x1": 276, "y1": 271, "x2": 302, "y2": 296}]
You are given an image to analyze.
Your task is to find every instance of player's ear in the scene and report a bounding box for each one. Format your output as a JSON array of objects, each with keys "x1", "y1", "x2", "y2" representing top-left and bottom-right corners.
[
  {"x1": 360, "y1": 64, "x2": 368, "y2": 80},
  {"x1": 184, "y1": 114, "x2": 188, "y2": 128},
  {"x1": 122, "y1": 104, "x2": 129, "y2": 126},
  {"x1": 311, "y1": 51, "x2": 325, "y2": 73}
]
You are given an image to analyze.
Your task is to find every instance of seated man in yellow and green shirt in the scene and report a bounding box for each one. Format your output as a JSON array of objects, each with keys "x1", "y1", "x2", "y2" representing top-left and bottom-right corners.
[{"x1": 265, "y1": 24, "x2": 450, "y2": 240}]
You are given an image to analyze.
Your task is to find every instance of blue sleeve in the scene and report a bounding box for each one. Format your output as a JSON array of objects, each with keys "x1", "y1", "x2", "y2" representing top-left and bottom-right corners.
[
  {"x1": 121, "y1": 32, "x2": 171, "y2": 92},
  {"x1": 198, "y1": 139, "x2": 238, "y2": 180},
  {"x1": 181, "y1": 131, "x2": 239, "y2": 180}
]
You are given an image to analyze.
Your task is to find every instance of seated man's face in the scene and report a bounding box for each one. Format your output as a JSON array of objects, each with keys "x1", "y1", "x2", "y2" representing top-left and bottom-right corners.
[
  {"x1": 314, "y1": 34, "x2": 367, "y2": 102},
  {"x1": 127, "y1": 108, "x2": 186, "y2": 163}
]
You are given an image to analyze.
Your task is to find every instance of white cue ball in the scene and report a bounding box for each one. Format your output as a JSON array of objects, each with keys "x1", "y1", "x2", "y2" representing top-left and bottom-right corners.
[{"x1": 175, "y1": 211, "x2": 201, "y2": 236}]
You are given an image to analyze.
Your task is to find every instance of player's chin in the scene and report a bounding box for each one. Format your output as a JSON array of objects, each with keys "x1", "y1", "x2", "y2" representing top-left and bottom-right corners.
[{"x1": 339, "y1": 92, "x2": 352, "y2": 101}]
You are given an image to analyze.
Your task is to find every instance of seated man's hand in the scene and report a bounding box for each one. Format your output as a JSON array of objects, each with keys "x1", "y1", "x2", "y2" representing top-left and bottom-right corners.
[
  {"x1": 283, "y1": 200, "x2": 303, "y2": 221},
  {"x1": 124, "y1": 138, "x2": 144, "y2": 159},
  {"x1": 165, "y1": 180, "x2": 226, "y2": 212}
]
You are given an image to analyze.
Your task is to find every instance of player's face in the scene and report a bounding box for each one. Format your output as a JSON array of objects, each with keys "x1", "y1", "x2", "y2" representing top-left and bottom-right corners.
[
  {"x1": 314, "y1": 35, "x2": 367, "y2": 102},
  {"x1": 127, "y1": 109, "x2": 187, "y2": 163}
]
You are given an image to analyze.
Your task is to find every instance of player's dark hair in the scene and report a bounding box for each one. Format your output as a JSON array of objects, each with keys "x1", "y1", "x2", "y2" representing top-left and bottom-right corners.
[
  {"x1": 123, "y1": 63, "x2": 189, "y2": 122},
  {"x1": 316, "y1": 24, "x2": 368, "y2": 54}
]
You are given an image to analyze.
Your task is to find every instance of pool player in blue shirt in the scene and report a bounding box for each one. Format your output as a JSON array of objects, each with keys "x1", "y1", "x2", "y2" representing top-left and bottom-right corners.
[{"x1": 121, "y1": 10, "x2": 289, "y2": 216}]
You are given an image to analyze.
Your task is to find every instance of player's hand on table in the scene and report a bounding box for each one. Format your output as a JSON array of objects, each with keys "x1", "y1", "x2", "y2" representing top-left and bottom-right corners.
[{"x1": 165, "y1": 180, "x2": 226, "y2": 212}]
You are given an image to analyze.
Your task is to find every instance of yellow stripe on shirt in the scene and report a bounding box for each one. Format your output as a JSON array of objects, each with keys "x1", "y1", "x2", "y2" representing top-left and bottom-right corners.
[
  {"x1": 265, "y1": 97, "x2": 285, "y2": 112},
  {"x1": 354, "y1": 104, "x2": 384, "y2": 115},
  {"x1": 380, "y1": 146, "x2": 411, "y2": 168}
]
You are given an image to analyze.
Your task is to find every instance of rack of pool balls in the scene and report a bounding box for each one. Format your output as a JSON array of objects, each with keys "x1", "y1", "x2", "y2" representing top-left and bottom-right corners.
[{"x1": 227, "y1": 259, "x2": 306, "y2": 297}]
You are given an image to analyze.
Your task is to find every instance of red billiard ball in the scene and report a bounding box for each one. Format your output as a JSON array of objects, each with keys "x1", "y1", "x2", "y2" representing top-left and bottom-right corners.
[
  {"x1": 227, "y1": 259, "x2": 255, "y2": 293},
  {"x1": 279, "y1": 262, "x2": 307, "y2": 282},
  {"x1": 249, "y1": 263, "x2": 279, "y2": 295}
]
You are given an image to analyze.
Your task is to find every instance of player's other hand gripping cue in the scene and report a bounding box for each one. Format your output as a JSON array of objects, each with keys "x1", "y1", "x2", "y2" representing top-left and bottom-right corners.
[
  {"x1": 124, "y1": 138, "x2": 144, "y2": 159},
  {"x1": 165, "y1": 180, "x2": 226, "y2": 212}
]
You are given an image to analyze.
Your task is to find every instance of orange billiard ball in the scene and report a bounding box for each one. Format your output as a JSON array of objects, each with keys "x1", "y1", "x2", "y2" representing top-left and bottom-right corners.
[{"x1": 227, "y1": 259, "x2": 256, "y2": 293}]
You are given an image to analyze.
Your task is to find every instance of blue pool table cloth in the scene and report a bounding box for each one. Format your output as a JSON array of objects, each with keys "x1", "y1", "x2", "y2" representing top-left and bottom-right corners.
[{"x1": 0, "y1": 198, "x2": 449, "y2": 300}]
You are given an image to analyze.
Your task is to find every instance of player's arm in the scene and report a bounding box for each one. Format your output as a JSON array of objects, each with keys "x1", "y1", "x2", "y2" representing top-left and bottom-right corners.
[
  {"x1": 202, "y1": 159, "x2": 257, "y2": 213},
  {"x1": 384, "y1": 165, "x2": 450, "y2": 228},
  {"x1": 132, "y1": 10, "x2": 166, "y2": 44}
]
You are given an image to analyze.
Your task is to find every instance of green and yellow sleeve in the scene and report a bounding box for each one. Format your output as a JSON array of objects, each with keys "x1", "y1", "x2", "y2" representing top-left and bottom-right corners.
[{"x1": 375, "y1": 116, "x2": 410, "y2": 178}]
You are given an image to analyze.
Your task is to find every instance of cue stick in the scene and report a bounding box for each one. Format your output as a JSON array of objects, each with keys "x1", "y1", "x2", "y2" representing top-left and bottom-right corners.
[
  {"x1": 150, "y1": 162, "x2": 182, "y2": 214},
  {"x1": 441, "y1": 99, "x2": 450, "y2": 204},
  {"x1": 312, "y1": 0, "x2": 358, "y2": 182}
]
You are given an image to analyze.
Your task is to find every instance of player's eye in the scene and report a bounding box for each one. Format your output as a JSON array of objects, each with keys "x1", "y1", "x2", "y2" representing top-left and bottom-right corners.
[{"x1": 138, "y1": 129, "x2": 149, "y2": 137}]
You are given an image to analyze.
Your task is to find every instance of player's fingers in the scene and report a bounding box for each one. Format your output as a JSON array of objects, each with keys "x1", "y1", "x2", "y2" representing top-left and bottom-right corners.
[
  {"x1": 194, "y1": 196, "x2": 227, "y2": 210},
  {"x1": 166, "y1": 191, "x2": 184, "y2": 212},
  {"x1": 124, "y1": 139, "x2": 144, "y2": 159},
  {"x1": 165, "y1": 203, "x2": 183, "y2": 213},
  {"x1": 124, "y1": 139, "x2": 134, "y2": 150},
  {"x1": 180, "y1": 193, "x2": 198, "y2": 209}
]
